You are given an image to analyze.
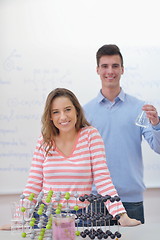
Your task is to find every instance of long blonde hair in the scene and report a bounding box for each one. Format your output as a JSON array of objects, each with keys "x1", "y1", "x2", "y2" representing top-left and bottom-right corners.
[{"x1": 41, "y1": 88, "x2": 90, "y2": 154}]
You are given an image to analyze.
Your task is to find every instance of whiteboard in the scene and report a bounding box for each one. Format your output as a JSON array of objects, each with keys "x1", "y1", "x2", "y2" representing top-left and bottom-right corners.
[{"x1": 0, "y1": 0, "x2": 160, "y2": 194}]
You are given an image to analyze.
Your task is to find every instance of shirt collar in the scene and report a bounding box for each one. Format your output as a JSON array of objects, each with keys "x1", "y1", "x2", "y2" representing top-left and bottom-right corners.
[{"x1": 97, "y1": 88, "x2": 125, "y2": 103}]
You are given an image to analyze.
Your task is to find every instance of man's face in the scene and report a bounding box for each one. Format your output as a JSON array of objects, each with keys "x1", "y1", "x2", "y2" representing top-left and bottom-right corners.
[{"x1": 97, "y1": 55, "x2": 124, "y2": 90}]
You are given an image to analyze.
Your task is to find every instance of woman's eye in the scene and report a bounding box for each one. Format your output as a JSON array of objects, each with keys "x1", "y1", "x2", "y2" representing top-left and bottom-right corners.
[{"x1": 66, "y1": 108, "x2": 71, "y2": 112}]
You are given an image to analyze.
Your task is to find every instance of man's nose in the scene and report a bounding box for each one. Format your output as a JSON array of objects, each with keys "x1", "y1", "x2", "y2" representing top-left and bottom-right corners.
[{"x1": 107, "y1": 66, "x2": 113, "y2": 73}]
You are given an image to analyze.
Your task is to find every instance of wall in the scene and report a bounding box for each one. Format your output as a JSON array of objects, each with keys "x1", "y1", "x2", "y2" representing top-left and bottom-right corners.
[{"x1": 1, "y1": 0, "x2": 160, "y2": 194}]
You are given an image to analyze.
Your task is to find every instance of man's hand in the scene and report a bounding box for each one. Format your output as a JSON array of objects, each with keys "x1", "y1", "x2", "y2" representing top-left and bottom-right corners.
[{"x1": 142, "y1": 104, "x2": 159, "y2": 126}]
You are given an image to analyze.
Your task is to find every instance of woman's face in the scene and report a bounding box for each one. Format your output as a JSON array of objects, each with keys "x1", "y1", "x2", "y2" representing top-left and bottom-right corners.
[{"x1": 50, "y1": 96, "x2": 77, "y2": 134}]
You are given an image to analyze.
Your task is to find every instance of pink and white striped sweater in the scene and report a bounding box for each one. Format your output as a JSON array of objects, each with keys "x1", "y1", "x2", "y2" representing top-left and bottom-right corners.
[{"x1": 23, "y1": 126, "x2": 125, "y2": 216}]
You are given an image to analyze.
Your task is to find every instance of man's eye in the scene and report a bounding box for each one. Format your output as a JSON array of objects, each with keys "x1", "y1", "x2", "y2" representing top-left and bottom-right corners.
[
  {"x1": 102, "y1": 65, "x2": 107, "y2": 68},
  {"x1": 113, "y1": 64, "x2": 119, "y2": 68}
]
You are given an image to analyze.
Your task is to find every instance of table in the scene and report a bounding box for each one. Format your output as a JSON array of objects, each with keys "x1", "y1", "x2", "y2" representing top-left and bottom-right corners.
[{"x1": 0, "y1": 223, "x2": 159, "y2": 240}]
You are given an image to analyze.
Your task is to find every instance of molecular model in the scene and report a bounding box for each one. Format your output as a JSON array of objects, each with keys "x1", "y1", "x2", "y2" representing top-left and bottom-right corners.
[{"x1": 16, "y1": 191, "x2": 122, "y2": 240}]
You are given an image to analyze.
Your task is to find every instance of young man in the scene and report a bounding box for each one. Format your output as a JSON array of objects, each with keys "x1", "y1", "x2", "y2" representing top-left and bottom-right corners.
[{"x1": 83, "y1": 44, "x2": 160, "y2": 224}]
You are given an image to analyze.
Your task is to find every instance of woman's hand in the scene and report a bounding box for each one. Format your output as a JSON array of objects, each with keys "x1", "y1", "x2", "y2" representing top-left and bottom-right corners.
[
  {"x1": 0, "y1": 224, "x2": 11, "y2": 231},
  {"x1": 118, "y1": 213, "x2": 141, "y2": 227}
]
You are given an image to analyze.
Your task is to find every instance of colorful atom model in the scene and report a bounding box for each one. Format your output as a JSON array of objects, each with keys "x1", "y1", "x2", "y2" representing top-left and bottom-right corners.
[{"x1": 16, "y1": 191, "x2": 122, "y2": 240}]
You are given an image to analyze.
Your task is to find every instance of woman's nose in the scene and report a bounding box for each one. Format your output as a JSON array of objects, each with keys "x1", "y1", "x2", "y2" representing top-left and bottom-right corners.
[{"x1": 60, "y1": 111, "x2": 67, "y2": 119}]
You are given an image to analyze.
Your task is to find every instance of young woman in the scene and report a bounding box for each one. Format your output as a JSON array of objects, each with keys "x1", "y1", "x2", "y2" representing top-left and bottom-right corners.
[{"x1": 21, "y1": 87, "x2": 141, "y2": 227}]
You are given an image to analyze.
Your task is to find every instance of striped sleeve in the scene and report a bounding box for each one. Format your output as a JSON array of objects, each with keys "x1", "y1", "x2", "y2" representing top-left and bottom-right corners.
[
  {"x1": 23, "y1": 136, "x2": 44, "y2": 197},
  {"x1": 88, "y1": 127, "x2": 125, "y2": 216}
]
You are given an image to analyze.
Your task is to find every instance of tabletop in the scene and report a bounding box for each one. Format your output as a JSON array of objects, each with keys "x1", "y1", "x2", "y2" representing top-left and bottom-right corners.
[{"x1": 0, "y1": 223, "x2": 159, "y2": 240}]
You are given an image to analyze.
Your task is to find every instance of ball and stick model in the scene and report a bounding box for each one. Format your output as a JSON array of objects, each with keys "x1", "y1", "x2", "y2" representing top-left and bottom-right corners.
[{"x1": 16, "y1": 191, "x2": 122, "y2": 240}]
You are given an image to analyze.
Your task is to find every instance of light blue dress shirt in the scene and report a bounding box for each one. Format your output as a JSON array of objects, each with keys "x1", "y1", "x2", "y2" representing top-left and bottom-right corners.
[{"x1": 84, "y1": 89, "x2": 160, "y2": 202}]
